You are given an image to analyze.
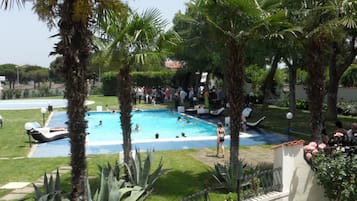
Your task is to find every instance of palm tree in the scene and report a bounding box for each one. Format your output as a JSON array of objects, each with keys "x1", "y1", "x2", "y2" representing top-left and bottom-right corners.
[
  {"x1": 2, "y1": 0, "x2": 124, "y2": 200},
  {"x1": 95, "y1": 7, "x2": 175, "y2": 164},
  {"x1": 195, "y1": 0, "x2": 299, "y2": 163}
]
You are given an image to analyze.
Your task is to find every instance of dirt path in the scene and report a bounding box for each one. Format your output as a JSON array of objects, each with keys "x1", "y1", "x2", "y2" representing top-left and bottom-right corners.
[{"x1": 190, "y1": 146, "x2": 274, "y2": 167}]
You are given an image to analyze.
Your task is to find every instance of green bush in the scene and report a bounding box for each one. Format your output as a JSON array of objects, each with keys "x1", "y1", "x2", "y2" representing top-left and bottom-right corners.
[
  {"x1": 296, "y1": 99, "x2": 308, "y2": 110},
  {"x1": 313, "y1": 151, "x2": 356, "y2": 201},
  {"x1": 101, "y1": 72, "x2": 117, "y2": 96},
  {"x1": 131, "y1": 71, "x2": 175, "y2": 87},
  {"x1": 304, "y1": 142, "x2": 357, "y2": 201},
  {"x1": 39, "y1": 85, "x2": 50, "y2": 97},
  {"x1": 244, "y1": 65, "x2": 267, "y2": 92},
  {"x1": 340, "y1": 64, "x2": 357, "y2": 87},
  {"x1": 101, "y1": 71, "x2": 176, "y2": 96},
  {"x1": 23, "y1": 89, "x2": 30, "y2": 98}
]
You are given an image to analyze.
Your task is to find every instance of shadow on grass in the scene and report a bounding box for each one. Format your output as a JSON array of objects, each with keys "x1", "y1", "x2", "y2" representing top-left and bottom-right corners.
[{"x1": 152, "y1": 169, "x2": 212, "y2": 199}]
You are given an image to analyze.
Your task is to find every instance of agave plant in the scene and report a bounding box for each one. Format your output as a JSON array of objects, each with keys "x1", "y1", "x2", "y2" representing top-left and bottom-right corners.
[
  {"x1": 125, "y1": 149, "x2": 170, "y2": 195},
  {"x1": 97, "y1": 161, "x2": 122, "y2": 181},
  {"x1": 33, "y1": 150, "x2": 168, "y2": 201},
  {"x1": 211, "y1": 159, "x2": 246, "y2": 192},
  {"x1": 32, "y1": 169, "x2": 69, "y2": 201},
  {"x1": 91, "y1": 169, "x2": 145, "y2": 201}
]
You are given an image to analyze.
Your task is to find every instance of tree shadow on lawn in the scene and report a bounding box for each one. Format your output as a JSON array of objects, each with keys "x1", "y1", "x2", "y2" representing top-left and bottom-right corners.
[{"x1": 152, "y1": 169, "x2": 213, "y2": 198}]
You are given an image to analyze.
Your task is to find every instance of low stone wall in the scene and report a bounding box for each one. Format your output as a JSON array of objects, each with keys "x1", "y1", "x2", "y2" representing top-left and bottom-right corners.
[
  {"x1": 271, "y1": 141, "x2": 328, "y2": 201},
  {"x1": 295, "y1": 85, "x2": 357, "y2": 102}
]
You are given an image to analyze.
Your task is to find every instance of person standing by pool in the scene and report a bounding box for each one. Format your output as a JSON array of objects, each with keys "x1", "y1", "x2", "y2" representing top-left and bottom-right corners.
[
  {"x1": 204, "y1": 89, "x2": 209, "y2": 108},
  {"x1": 216, "y1": 122, "x2": 225, "y2": 158}
]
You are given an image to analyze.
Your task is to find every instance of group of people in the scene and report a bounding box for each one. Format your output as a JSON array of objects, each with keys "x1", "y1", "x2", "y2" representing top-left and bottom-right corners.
[{"x1": 322, "y1": 120, "x2": 357, "y2": 154}]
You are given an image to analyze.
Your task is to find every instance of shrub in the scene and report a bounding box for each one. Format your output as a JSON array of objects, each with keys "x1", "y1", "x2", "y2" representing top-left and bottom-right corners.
[
  {"x1": 340, "y1": 64, "x2": 357, "y2": 87},
  {"x1": 304, "y1": 142, "x2": 357, "y2": 201},
  {"x1": 23, "y1": 89, "x2": 30, "y2": 98},
  {"x1": 296, "y1": 99, "x2": 308, "y2": 110},
  {"x1": 101, "y1": 72, "x2": 117, "y2": 96}
]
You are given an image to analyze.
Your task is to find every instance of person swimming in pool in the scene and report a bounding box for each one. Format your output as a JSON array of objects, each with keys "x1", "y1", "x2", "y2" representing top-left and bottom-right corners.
[
  {"x1": 134, "y1": 123, "x2": 140, "y2": 132},
  {"x1": 96, "y1": 120, "x2": 103, "y2": 127}
]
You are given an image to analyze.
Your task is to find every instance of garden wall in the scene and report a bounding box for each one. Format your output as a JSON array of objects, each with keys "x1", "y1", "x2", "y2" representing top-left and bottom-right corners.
[
  {"x1": 295, "y1": 85, "x2": 357, "y2": 102},
  {"x1": 271, "y1": 141, "x2": 328, "y2": 201}
]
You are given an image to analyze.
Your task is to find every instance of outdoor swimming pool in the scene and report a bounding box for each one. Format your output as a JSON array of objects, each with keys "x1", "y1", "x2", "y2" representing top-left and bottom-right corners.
[
  {"x1": 30, "y1": 110, "x2": 288, "y2": 158},
  {"x1": 86, "y1": 110, "x2": 216, "y2": 144}
]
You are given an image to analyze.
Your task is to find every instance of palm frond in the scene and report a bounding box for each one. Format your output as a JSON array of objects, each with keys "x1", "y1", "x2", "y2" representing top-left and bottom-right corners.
[{"x1": 0, "y1": 0, "x2": 25, "y2": 9}]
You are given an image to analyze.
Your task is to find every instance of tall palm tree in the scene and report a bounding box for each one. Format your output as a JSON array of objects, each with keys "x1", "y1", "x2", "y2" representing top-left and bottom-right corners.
[
  {"x1": 95, "y1": 7, "x2": 175, "y2": 164},
  {"x1": 195, "y1": 0, "x2": 299, "y2": 164},
  {"x1": 195, "y1": 0, "x2": 262, "y2": 166},
  {"x1": 2, "y1": 1, "x2": 124, "y2": 200}
]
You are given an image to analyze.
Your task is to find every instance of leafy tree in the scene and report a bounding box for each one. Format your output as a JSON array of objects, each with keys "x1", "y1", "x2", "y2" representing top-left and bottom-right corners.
[
  {"x1": 0, "y1": 64, "x2": 18, "y2": 89},
  {"x1": 49, "y1": 56, "x2": 65, "y2": 83},
  {"x1": 257, "y1": 1, "x2": 302, "y2": 113},
  {"x1": 172, "y1": 3, "x2": 225, "y2": 77},
  {"x1": 284, "y1": 0, "x2": 357, "y2": 140},
  {"x1": 325, "y1": 0, "x2": 357, "y2": 120},
  {"x1": 340, "y1": 64, "x2": 357, "y2": 87},
  {"x1": 24, "y1": 67, "x2": 49, "y2": 89}
]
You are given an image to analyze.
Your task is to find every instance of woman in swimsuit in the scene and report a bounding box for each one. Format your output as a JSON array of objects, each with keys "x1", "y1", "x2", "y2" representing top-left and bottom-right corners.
[{"x1": 216, "y1": 122, "x2": 225, "y2": 158}]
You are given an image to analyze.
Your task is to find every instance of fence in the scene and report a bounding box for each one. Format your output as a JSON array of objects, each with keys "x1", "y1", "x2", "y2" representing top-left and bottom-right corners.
[
  {"x1": 180, "y1": 168, "x2": 282, "y2": 201},
  {"x1": 239, "y1": 167, "x2": 282, "y2": 200},
  {"x1": 180, "y1": 188, "x2": 210, "y2": 201}
]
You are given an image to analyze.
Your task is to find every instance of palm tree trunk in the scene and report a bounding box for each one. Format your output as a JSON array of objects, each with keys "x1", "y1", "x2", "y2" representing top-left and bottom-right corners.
[
  {"x1": 306, "y1": 38, "x2": 326, "y2": 141},
  {"x1": 226, "y1": 39, "x2": 245, "y2": 165},
  {"x1": 58, "y1": 1, "x2": 91, "y2": 200},
  {"x1": 283, "y1": 57, "x2": 297, "y2": 114},
  {"x1": 262, "y1": 55, "x2": 280, "y2": 112},
  {"x1": 288, "y1": 65, "x2": 297, "y2": 114},
  {"x1": 118, "y1": 64, "x2": 132, "y2": 165},
  {"x1": 326, "y1": 38, "x2": 357, "y2": 120}
]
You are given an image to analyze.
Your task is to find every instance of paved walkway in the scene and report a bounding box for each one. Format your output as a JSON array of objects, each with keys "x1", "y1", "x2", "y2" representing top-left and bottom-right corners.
[
  {"x1": 190, "y1": 145, "x2": 274, "y2": 167},
  {"x1": 0, "y1": 166, "x2": 71, "y2": 201}
]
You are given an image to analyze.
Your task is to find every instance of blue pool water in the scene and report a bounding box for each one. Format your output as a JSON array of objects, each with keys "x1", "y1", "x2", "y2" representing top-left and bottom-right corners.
[
  {"x1": 86, "y1": 110, "x2": 216, "y2": 143},
  {"x1": 31, "y1": 110, "x2": 289, "y2": 158}
]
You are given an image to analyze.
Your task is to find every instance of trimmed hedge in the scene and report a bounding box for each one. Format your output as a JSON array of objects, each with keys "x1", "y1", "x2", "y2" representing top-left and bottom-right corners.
[
  {"x1": 102, "y1": 71, "x2": 118, "y2": 96},
  {"x1": 131, "y1": 71, "x2": 175, "y2": 87},
  {"x1": 101, "y1": 71, "x2": 176, "y2": 96}
]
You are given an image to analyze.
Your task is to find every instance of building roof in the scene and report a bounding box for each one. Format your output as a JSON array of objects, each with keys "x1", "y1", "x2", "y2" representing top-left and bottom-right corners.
[
  {"x1": 165, "y1": 60, "x2": 183, "y2": 69},
  {"x1": 271, "y1": 140, "x2": 305, "y2": 150}
]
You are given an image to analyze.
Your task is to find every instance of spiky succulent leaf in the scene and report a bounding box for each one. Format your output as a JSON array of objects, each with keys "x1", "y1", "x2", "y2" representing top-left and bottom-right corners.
[
  {"x1": 32, "y1": 183, "x2": 43, "y2": 199},
  {"x1": 141, "y1": 151, "x2": 152, "y2": 187},
  {"x1": 55, "y1": 169, "x2": 61, "y2": 192}
]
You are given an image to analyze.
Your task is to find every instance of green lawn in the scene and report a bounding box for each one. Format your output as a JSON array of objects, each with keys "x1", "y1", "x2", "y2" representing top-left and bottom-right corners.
[{"x1": 0, "y1": 95, "x2": 355, "y2": 200}]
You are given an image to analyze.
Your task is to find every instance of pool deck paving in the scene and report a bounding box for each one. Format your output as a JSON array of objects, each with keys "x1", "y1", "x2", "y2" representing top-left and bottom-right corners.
[
  {"x1": 190, "y1": 145, "x2": 274, "y2": 167},
  {"x1": 0, "y1": 166, "x2": 71, "y2": 201}
]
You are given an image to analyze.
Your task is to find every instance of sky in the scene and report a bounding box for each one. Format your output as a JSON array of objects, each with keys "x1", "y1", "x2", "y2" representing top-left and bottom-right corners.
[{"x1": 0, "y1": 0, "x2": 189, "y2": 68}]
